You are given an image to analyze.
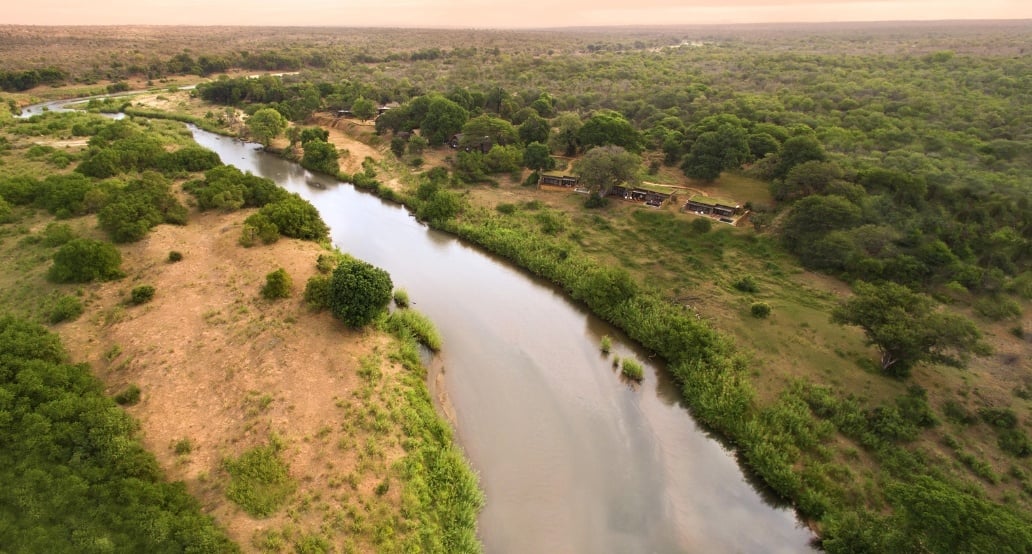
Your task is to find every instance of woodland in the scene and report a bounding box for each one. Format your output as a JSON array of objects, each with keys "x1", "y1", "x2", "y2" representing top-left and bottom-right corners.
[{"x1": 0, "y1": 20, "x2": 1030, "y2": 553}]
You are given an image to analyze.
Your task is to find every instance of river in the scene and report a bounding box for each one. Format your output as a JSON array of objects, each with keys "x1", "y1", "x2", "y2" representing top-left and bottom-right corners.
[{"x1": 185, "y1": 128, "x2": 816, "y2": 553}]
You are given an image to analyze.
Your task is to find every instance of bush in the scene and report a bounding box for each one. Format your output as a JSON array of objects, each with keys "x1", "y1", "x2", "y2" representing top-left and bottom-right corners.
[
  {"x1": 48, "y1": 238, "x2": 123, "y2": 283},
  {"x1": 750, "y1": 302, "x2": 772, "y2": 318},
  {"x1": 240, "y1": 213, "x2": 280, "y2": 246},
  {"x1": 41, "y1": 222, "x2": 75, "y2": 247},
  {"x1": 496, "y1": 202, "x2": 517, "y2": 215},
  {"x1": 223, "y1": 444, "x2": 295, "y2": 517},
  {"x1": 316, "y1": 253, "x2": 340, "y2": 274},
  {"x1": 974, "y1": 295, "x2": 1023, "y2": 321},
  {"x1": 261, "y1": 268, "x2": 292, "y2": 300},
  {"x1": 621, "y1": 358, "x2": 644, "y2": 381},
  {"x1": 600, "y1": 335, "x2": 612, "y2": 354},
  {"x1": 733, "y1": 275, "x2": 759, "y2": 293},
  {"x1": 393, "y1": 288, "x2": 410, "y2": 308},
  {"x1": 167, "y1": 250, "x2": 183, "y2": 263},
  {"x1": 302, "y1": 275, "x2": 331, "y2": 310},
  {"x1": 690, "y1": 217, "x2": 713, "y2": 234},
  {"x1": 329, "y1": 256, "x2": 393, "y2": 328},
  {"x1": 47, "y1": 294, "x2": 84, "y2": 324},
  {"x1": 130, "y1": 285, "x2": 156, "y2": 305},
  {"x1": 258, "y1": 195, "x2": 328, "y2": 241},
  {"x1": 114, "y1": 384, "x2": 141, "y2": 406}
]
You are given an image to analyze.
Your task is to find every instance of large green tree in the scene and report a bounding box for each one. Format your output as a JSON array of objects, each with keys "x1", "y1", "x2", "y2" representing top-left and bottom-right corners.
[
  {"x1": 420, "y1": 96, "x2": 469, "y2": 146},
  {"x1": 680, "y1": 115, "x2": 751, "y2": 181},
  {"x1": 301, "y1": 139, "x2": 340, "y2": 176},
  {"x1": 350, "y1": 96, "x2": 377, "y2": 121},
  {"x1": 460, "y1": 114, "x2": 519, "y2": 147},
  {"x1": 574, "y1": 145, "x2": 640, "y2": 197},
  {"x1": 329, "y1": 256, "x2": 393, "y2": 328},
  {"x1": 831, "y1": 281, "x2": 989, "y2": 377},
  {"x1": 578, "y1": 110, "x2": 642, "y2": 153},
  {"x1": 246, "y1": 108, "x2": 288, "y2": 147}
]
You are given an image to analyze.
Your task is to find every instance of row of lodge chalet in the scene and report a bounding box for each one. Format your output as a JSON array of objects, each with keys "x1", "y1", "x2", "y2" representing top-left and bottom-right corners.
[
  {"x1": 538, "y1": 171, "x2": 745, "y2": 223},
  {"x1": 335, "y1": 102, "x2": 400, "y2": 118},
  {"x1": 537, "y1": 171, "x2": 673, "y2": 207}
]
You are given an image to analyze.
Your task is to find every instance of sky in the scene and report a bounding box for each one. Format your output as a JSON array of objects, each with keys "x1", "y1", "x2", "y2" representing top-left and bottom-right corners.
[{"x1": 6, "y1": 0, "x2": 1032, "y2": 28}]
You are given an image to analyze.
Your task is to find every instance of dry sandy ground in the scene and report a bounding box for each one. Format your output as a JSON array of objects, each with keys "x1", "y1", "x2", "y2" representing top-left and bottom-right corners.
[{"x1": 57, "y1": 209, "x2": 404, "y2": 550}]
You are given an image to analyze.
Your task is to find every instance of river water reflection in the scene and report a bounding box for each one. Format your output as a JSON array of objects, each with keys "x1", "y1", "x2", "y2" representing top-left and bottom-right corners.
[{"x1": 186, "y1": 128, "x2": 815, "y2": 553}]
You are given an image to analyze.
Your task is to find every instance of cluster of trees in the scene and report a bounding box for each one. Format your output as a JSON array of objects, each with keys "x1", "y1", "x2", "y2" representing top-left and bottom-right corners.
[
  {"x1": 0, "y1": 67, "x2": 66, "y2": 91},
  {"x1": 194, "y1": 31, "x2": 1028, "y2": 310},
  {"x1": 183, "y1": 165, "x2": 328, "y2": 244},
  {"x1": 0, "y1": 316, "x2": 236, "y2": 551}
]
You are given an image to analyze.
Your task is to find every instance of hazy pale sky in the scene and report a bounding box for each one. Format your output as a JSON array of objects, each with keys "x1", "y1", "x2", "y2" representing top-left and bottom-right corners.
[{"x1": 7, "y1": 0, "x2": 1032, "y2": 27}]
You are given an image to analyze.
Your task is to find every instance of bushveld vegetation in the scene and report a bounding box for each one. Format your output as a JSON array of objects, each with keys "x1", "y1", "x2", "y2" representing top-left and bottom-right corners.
[
  {"x1": 95, "y1": 22, "x2": 1032, "y2": 551},
  {"x1": 2, "y1": 21, "x2": 1030, "y2": 552},
  {"x1": 0, "y1": 317, "x2": 236, "y2": 552}
]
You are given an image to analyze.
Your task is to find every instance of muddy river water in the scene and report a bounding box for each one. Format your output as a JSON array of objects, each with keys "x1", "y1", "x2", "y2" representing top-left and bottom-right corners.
[{"x1": 23, "y1": 94, "x2": 815, "y2": 552}]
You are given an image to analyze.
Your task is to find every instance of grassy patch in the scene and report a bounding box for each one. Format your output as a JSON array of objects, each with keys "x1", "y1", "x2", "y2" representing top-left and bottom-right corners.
[{"x1": 223, "y1": 442, "x2": 296, "y2": 518}]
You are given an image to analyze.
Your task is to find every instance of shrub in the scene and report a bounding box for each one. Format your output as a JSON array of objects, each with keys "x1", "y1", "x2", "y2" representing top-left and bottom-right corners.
[
  {"x1": 690, "y1": 217, "x2": 713, "y2": 234},
  {"x1": 303, "y1": 275, "x2": 332, "y2": 310},
  {"x1": 600, "y1": 335, "x2": 612, "y2": 354},
  {"x1": 261, "y1": 268, "x2": 292, "y2": 300},
  {"x1": 48, "y1": 238, "x2": 123, "y2": 283},
  {"x1": 223, "y1": 444, "x2": 295, "y2": 517},
  {"x1": 0, "y1": 195, "x2": 15, "y2": 224},
  {"x1": 130, "y1": 285, "x2": 156, "y2": 305},
  {"x1": 733, "y1": 275, "x2": 759, "y2": 293},
  {"x1": 41, "y1": 222, "x2": 75, "y2": 247},
  {"x1": 621, "y1": 358, "x2": 644, "y2": 381},
  {"x1": 240, "y1": 212, "x2": 280, "y2": 246},
  {"x1": 329, "y1": 256, "x2": 393, "y2": 328},
  {"x1": 974, "y1": 295, "x2": 1022, "y2": 321},
  {"x1": 47, "y1": 294, "x2": 84, "y2": 324},
  {"x1": 393, "y1": 288, "x2": 410, "y2": 308},
  {"x1": 167, "y1": 250, "x2": 183, "y2": 263},
  {"x1": 998, "y1": 429, "x2": 1032, "y2": 458},
  {"x1": 114, "y1": 384, "x2": 141, "y2": 406},
  {"x1": 258, "y1": 195, "x2": 328, "y2": 241},
  {"x1": 750, "y1": 302, "x2": 772, "y2": 318},
  {"x1": 316, "y1": 253, "x2": 340, "y2": 274},
  {"x1": 496, "y1": 202, "x2": 517, "y2": 215},
  {"x1": 174, "y1": 439, "x2": 193, "y2": 455}
]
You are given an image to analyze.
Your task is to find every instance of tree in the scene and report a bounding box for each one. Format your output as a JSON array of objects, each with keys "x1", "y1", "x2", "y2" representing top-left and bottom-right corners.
[
  {"x1": 578, "y1": 110, "x2": 642, "y2": 152},
  {"x1": 329, "y1": 256, "x2": 393, "y2": 327},
  {"x1": 680, "y1": 115, "x2": 750, "y2": 181},
  {"x1": 518, "y1": 112, "x2": 550, "y2": 145},
  {"x1": 48, "y1": 238, "x2": 123, "y2": 283},
  {"x1": 258, "y1": 195, "x2": 328, "y2": 241},
  {"x1": 301, "y1": 139, "x2": 340, "y2": 176},
  {"x1": 550, "y1": 112, "x2": 583, "y2": 156},
  {"x1": 780, "y1": 194, "x2": 862, "y2": 255},
  {"x1": 246, "y1": 108, "x2": 287, "y2": 147},
  {"x1": 351, "y1": 96, "x2": 377, "y2": 121},
  {"x1": 831, "y1": 281, "x2": 989, "y2": 377},
  {"x1": 523, "y1": 142, "x2": 556, "y2": 171},
  {"x1": 420, "y1": 96, "x2": 469, "y2": 146},
  {"x1": 574, "y1": 145, "x2": 641, "y2": 198},
  {"x1": 774, "y1": 134, "x2": 826, "y2": 179},
  {"x1": 460, "y1": 114, "x2": 519, "y2": 147}
]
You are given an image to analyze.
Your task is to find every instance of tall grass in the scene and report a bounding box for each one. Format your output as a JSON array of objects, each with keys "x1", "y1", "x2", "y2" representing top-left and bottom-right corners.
[{"x1": 384, "y1": 309, "x2": 442, "y2": 351}]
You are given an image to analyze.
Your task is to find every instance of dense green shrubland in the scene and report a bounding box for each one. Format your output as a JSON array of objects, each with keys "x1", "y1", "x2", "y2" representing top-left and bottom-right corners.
[{"x1": 0, "y1": 316, "x2": 237, "y2": 552}]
